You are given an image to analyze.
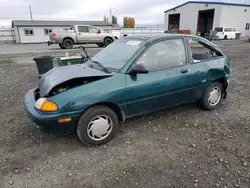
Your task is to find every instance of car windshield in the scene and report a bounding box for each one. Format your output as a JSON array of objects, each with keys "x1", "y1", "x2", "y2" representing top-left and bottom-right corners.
[{"x1": 91, "y1": 38, "x2": 145, "y2": 70}]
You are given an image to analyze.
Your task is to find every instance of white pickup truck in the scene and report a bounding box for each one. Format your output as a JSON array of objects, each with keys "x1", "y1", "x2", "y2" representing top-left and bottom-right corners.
[{"x1": 48, "y1": 25, "x2": 116, "y2": 49}]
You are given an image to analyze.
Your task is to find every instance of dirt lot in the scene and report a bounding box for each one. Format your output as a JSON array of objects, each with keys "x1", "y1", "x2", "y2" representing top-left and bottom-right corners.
[{"x1": 0, "y1": 40, "x2": 250, "y2": 188}]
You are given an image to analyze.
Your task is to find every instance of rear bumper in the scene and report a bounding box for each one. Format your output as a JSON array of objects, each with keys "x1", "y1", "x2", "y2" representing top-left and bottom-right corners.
[
  {"x1": 24, "y1": 89, "x2": 80, "y2": 134},
  {"x1": 223, "y1": 79, "x2": 230, "y2": 99}
]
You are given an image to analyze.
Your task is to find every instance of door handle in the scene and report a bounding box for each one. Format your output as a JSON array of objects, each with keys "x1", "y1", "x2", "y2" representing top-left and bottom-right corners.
[{"x1": 180, "y1": 68, "x2": 189, "y2": 74}]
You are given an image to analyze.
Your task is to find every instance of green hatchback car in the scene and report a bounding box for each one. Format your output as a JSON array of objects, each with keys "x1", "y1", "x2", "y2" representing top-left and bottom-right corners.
[{"x1": 25, "y1": 34, "x2": 230, "y2": 146}]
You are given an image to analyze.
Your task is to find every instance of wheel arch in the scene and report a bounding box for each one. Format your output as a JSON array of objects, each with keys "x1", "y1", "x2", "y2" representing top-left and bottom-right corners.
[
  {"x1": 63, "y1": 37, "x2": 75, "y2": 44},
  {"x1": 104, "y1": 36, "x2": 113, "y2": 42},
  {"x1": 214, "y1": 77, "x2": 228, "y2": 91},
  {"x1": 79, "y1": 102, "x2": 125, "y2": 124}
]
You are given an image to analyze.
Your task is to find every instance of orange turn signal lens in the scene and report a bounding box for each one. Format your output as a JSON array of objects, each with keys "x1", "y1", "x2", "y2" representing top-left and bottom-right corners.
[
  {"x1": 40, "y1": 100, "x2": 58, "y2": 112},
  {"x1": 58, "y1": 117, "x2": 72, "y2": 123}
]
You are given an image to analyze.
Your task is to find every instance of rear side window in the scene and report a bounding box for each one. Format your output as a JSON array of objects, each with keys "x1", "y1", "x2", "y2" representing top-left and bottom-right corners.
[
  {"x1": 224, "y1": 28, "x2": 231, "y2": 32},
  {"x1": 135, "y1": 39, "x2": 186, "y2": 72},
  {"x1": 78, "y1": 26, "x2": 89, "y2": 33},
  {"x1": 215, "y1": 27, "x2": 223, "y2": 32},
  {"x1": 187, "y1": 38, "x2": 223, "y2": 62}
]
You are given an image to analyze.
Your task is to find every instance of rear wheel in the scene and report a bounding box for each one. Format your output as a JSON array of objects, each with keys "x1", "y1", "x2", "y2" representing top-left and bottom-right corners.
[
  {"x1": 63, "y1": 38, "x2": 73, "y2": 49},
  {"x1": 77, "y1": 106, "x2": 119, "y2": 146},
  {"x1": 200, "y1": 82, "x2": 223, "y2": 110},
  {"x1": 104, "y1": 38, "x2": 113, "y2": 47},
  {"x1": 58, "y1": 43, "x2": 65, "y2": 49}
]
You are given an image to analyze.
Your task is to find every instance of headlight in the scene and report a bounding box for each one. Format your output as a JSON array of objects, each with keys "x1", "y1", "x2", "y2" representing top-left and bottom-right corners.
[{"x1": 34, "y1": 98, "x2": 58, "y2": 112}]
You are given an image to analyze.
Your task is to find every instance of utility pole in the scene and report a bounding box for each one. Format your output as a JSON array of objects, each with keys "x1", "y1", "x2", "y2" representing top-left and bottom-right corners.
[
  {"x1": 29, "y1": 5, "x2": 33, "y2": 21},
  {"x1": 109, "y1": 9, "x2": 112, "y2": 24}
]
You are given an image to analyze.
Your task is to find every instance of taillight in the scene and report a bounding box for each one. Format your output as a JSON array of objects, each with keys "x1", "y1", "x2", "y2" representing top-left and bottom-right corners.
[{"x1": 52, "y1": 32, "x2": 56, "y2": 39}]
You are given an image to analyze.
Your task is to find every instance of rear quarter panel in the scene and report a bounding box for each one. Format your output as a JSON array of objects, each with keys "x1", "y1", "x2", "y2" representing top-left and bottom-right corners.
[
  {"x1": 55, "y1": 31, "x2": 77, "y2": 43},
  {"x1": 202, "y1": 57, "x2": 230, "y2": 83}
]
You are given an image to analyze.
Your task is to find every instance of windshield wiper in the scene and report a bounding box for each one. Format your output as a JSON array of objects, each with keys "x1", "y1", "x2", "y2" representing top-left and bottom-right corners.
[
  {"x1": 90, "y1": 60, "x2": 110, "y2": 73},
  {"x1": 79, "y1": 46, "x2": 110, "y2": 73}
]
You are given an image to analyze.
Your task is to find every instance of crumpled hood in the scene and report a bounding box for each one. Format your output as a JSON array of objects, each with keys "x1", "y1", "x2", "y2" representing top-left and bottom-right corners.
[{"x1": 38, "y1": 64, "x2": 112, "y2": 97}]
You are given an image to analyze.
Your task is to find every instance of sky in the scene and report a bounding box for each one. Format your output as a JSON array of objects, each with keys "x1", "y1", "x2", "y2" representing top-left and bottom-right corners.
[{"x1": 0, "y1": 0, "x2": 249, "y2": 28}]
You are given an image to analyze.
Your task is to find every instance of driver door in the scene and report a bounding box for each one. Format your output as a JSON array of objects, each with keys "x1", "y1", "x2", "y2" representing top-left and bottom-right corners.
[
  {"x1": 88, "y1": 27, "x2": 103, "y2": 43},
  {"x1": 124, "y1": 38, "x2": 199, "y2": 117}
]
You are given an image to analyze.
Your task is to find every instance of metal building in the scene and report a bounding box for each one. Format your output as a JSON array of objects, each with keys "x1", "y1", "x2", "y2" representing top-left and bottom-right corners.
[
  {"x1": 164, "y1": 1, "x2": 250, "y2": 37},
  {"x1": 11, "y1": 20, "x2": 112, "y2": 44}
]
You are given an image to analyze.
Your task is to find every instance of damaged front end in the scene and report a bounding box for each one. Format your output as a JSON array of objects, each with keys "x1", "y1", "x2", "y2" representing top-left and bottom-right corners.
[{"x1": 35, "y1": 64, "x2": 112, "y2": 99}]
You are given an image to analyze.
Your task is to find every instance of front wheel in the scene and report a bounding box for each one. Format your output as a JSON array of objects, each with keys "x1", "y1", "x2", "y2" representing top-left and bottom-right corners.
[
  {"x1": 104, "y1": 38, "x2": 113, "y2": 47},
  {"x1": 200, "y1": 82, "x2": 223, "y2": 110},
  {"x1": 77, "y1": 106, "x2": 119, "y2": 146}
]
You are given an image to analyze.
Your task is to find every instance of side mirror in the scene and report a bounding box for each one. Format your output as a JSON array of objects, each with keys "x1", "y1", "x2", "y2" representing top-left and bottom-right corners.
[
  {"x1": 128, "y1": 64, "x2": 148, "y2": 74},
  {"x1": 97, "y1": 30, "x2": 101, "y2": 34}
]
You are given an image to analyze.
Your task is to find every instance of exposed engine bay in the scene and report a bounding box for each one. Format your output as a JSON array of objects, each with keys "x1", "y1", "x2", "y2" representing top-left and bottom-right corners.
[
  {"x1": 49, "y1": 76, "x2": 105, "y2": 96},
  {"x1": 36, "y1": 64, "x2": 113, "y2": 98},
  {"x1": 35, "y1": 76, "x2": 108, "y2": 100}
]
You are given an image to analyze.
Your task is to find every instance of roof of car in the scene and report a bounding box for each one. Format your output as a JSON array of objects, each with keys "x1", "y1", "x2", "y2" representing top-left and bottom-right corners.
[{"x1": 125, "y1": 34, "x2": 199, "y2": 42}]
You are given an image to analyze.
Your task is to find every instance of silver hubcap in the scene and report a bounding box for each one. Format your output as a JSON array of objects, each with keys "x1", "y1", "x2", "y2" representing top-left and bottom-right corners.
[
  {"x1": 208, "y1": 87, "x2": 221, "y2": 106},
  {"x1": 87, "y1": 115, "x2": 113, "y2": 141}
]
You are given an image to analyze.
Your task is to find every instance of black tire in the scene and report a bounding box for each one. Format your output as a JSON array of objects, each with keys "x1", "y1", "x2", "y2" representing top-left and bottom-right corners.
[
  {"x1": 63, "y1": 38, "x2": 73, "y2": 49},
  {"x1": 98, "y1": 43, "x2": 104, "y2": 47},
  {"x1": 77, "y1": 106, "x2": 119, "y2": 146},
  {"x1": 224, "y1": 35, "x2": 228, "y2": 40},
  {"x1": 200, "y1": 82, "x2": 223, "y2": 110},
  {"x1": 58, "y1": 43, "x2": 65, "y2": 49},
  {"x1": 104, "y1": 38, "x2": 113, "y2": 47}
]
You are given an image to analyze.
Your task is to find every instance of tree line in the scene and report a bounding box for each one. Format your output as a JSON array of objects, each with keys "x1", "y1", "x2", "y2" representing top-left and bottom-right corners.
[{"x1": 103, "y1": 15, "x2": 135, "y2": 28}]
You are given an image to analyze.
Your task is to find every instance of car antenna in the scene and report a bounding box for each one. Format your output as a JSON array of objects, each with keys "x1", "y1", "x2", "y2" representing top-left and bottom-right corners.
[{"x1": 79, "y1": 46, "x2": 91, "y2": 61}]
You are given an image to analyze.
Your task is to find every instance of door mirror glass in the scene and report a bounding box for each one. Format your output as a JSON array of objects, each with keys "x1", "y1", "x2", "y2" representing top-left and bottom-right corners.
[{"x1": 128, "y1": 64, "x2": 148, "y2": 74}]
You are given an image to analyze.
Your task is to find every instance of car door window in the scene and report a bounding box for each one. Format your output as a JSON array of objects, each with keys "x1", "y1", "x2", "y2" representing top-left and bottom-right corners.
[
  {"x1": 187, "y1": 37, "x2": 223, "y2": 62},
  {"x1": 88, "y1": 27, "x2": 99, "y2": 33},
  {"x1": 135, "y1": 39, "x2": 186, "y2": 72},
  {"x1": 78, "y1": 26, "x2": 89, "y2": 33},
  {"x1": 224, "y1": 28, "x2": 230, "y2": 32}
]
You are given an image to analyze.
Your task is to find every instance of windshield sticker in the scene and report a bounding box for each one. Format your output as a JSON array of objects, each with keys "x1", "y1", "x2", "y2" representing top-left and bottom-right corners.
[{"x1": 126, "y1": 41, "x2": 141, "y2": 45}]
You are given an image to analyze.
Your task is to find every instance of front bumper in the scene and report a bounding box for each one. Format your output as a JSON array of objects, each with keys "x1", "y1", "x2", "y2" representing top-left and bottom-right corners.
[{"x1": 24, "y1": 89, "x2": 80, "y2": 134}]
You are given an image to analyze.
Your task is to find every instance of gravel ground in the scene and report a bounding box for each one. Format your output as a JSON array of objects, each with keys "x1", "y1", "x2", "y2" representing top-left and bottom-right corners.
[{"x1": 0, "y1": 40, "x2": 250, "y2": 188}]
